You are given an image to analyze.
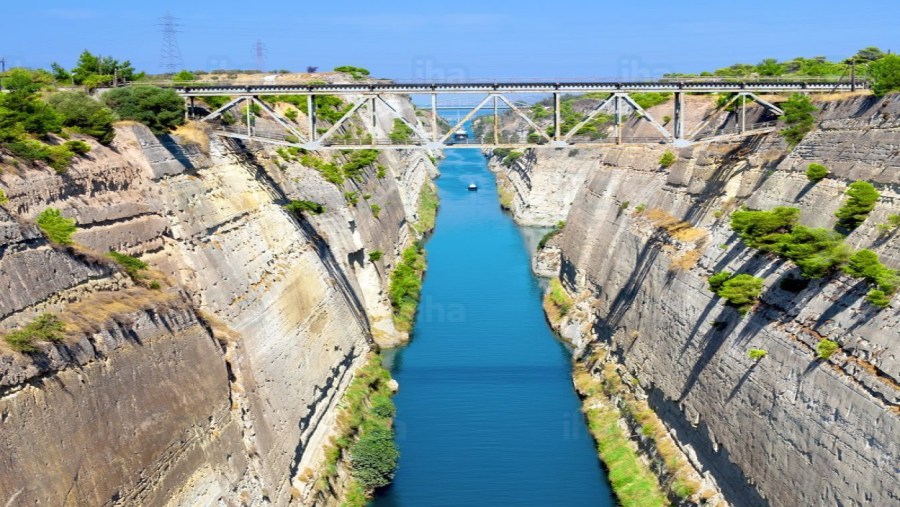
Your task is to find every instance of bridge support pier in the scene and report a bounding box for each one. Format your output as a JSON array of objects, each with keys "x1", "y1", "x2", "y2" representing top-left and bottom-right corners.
[
  {"x1": 308, "y1": 95, "x2": 316, "y2": 141},
  {"x1": 673, "y1": 92, "x2": 683, "y2": 140},
  {"x1": 553, "y1": 92, "x2": 561, "y2": 141},
  {"x1": 614, "y1": 93, "x2": 621, "y2": 145}
]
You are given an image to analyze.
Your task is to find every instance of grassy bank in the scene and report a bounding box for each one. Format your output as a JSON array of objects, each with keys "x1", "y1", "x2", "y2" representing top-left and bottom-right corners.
[
  {"x1": 574, "y1": 359, "x2": 668, "y2": 507},
  {"x1": 304, "y1": 353, "x2": 398, "y2": 506},
  {"x1": 574, "y1": 351, "x2": 705, "y2": 506},
  {"x1": 415, "y1": 183, "x2": 439, "y2": 234},
  {"x1": 388, "y1": 245, "x2": 427, "y2": 332}
]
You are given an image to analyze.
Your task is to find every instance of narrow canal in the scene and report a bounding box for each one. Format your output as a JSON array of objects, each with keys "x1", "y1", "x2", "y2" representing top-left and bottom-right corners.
[{"x1": 373, "y1": 147, "x2": 614, "y2": 506}]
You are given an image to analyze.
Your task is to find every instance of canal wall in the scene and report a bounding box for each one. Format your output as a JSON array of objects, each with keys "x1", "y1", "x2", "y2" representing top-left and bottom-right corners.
[
  {"x1": 501, "y1": 94, "x2": 900, "y2": 506},
  {"x1": 0, "y1": 93, "x2": 435, "y2": 505}
]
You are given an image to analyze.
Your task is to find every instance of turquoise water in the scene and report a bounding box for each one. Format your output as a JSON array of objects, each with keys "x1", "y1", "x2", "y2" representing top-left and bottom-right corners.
[{"x1": 372, "y1": 148, "x2": 614, "y2": 506}]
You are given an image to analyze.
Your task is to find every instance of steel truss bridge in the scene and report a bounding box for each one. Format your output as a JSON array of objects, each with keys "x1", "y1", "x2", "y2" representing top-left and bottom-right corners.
[{"x1": 174, "y1": 80, "x2": 865, "y2": 151}]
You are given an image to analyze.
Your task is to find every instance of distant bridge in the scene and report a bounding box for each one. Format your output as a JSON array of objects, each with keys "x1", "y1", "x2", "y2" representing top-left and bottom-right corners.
[{"x1": 171, "y1": 79, "x2": 866, "y2": 151}]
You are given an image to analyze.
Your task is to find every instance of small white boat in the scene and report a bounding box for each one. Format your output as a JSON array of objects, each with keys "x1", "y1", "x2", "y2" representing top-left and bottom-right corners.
[{"x1": 468, "y1": 183, "x2": 478, "y2": 191}]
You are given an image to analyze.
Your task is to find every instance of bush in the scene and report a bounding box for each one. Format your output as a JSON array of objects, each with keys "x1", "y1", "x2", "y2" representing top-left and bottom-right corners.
[
  {"x1": 389, "y1": 119, "x2": 415, "y2": 143},
  {"x1": 866, "y1": 289, "x2": 891, "y2": 308},
  {"x1": 748, "y1": 348, "x2": 768, "y2": 361},
  {"x1": 102, "y1": 86, "x2": 185, "y2": 134},
  {"x1": 835, "y1": 181, "x2": 879, "y2": 230},
  {"x1": 48, "y1": 91, "x2": 116, "y2": 144},
  {"x1": 730, "y1": 206, "x2": 800, "y2": 249},
  {"x1": 659, "y1": 151, "x2": 676, "y2": 168},
  {"x1": 370, "y1": 204, "x2": 382, "y2": 218},
  {"x1": 843, "y1": 249, "x2": 898, "y2": 295},
  {"x1": 877, "y1": 214, "x2": 900, "y2": 234},
  {"x1": 869, "y1": 54, "x2": 900, "y2": 96},
  {"x1": 538, "y1": 221, "x2": 565, "y2": 250},
  {"x1": 334, "y1": 66, "x2": 371, "y2": 79},
  {"x1": 0, "y1": 189, "x2": 7, "y2": 206},
  {"x1": 780, "y1": 93, "x2": 817, "y2": 146},
  {"x1": 805, "y1": 163, "x2": 828, "y2": 182},
  {"x1": 775, "y1": 226, "x2": 850, "y2": 278},
  {"x1": 707, "y1": 271, "x2": 733, "y2": 293},
  {"x1": 548, "y1": 278, "x2": 573, "y2": 316},
  {"x1": 3, "y1": 314, "x2": 65, "y2": 352},
  {"x1": 368, "y1": 250, "x2": 383, "y2": 262},
  {"x1": 389, "y1": 245, "x2": 426, "y2": 331},
  {"x1": 717, "y1": 274, "x2": 764, "y2": 314},
  {"x1": 349, "y1": 425, "x2": 398, "y2": 489},
  {"x1": 36, "y1": 208, "x2": 77, "y2": 244},
  {"x1": 816, "y1": 339, "x2": 839, "y2": 360},
  {"x1": 64, "y1": 140, "x2": 91, "y2": 155},
  {"x1": 283, "y1": 199, "x2": 325, "y2": 215},
  {"x1": 107, "y1": 251, "x2": 148, "y2": 280}
]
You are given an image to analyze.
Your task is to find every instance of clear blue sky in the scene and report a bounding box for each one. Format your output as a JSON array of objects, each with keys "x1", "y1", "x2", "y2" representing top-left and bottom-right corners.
[{"x1": 3, "y1": 0, "x2": 898, "y2": 79}]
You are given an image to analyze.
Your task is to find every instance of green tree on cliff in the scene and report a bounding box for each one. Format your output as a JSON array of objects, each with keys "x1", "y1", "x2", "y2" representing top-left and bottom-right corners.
[
  {"x1": 779, "y1": 94, "x2": 817, "y2": 146},
  {"x1": 869, "y1": 54, "x2": 900, "y2": 96}
]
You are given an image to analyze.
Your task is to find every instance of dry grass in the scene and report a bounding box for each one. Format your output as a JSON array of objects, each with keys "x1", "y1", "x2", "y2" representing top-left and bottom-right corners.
[
  {"x1": 196, "y1": 308, "x2": 241, "y2": 345},
  {"x1": 670, "y1": 248, "x2": 703, "y2": 272},
  {"x1": 61, "y1": 286, "x2": 181, "y2": 337},
  {"x1": 812, "y1": 90, "x2": 873, "y2": 102},
  {"x1": 173, "y1": 121, "x2": 211, "y2": 155},
  {"x1": 643, "y1": 208, "x2": 706, "y2": 242}
]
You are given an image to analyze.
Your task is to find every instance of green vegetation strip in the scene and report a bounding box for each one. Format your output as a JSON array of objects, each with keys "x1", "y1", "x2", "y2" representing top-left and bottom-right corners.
[
  {"x1": 573, "y1": 360, "x2": 669, "y2": 507},
  {"x1": 388, "y1": 245, "x2": 426, "y2": 332},
  {"x1": 415, "y1": 184, "x2": 439, "y2": 234},
  {"x1": 309, "y1": 353, "x2": 397, "y2": 506},
  {"x1": 2, "y1": 314, "x2": 65, "y2": 352}
]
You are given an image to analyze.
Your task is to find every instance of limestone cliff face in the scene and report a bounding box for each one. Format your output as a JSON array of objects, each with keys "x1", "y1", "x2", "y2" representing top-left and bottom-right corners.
[
  {"x1": 508, "y1": 94, "x2": 899, "y2": 506},
  {"x1": 0, "y1": 96, "x2": 434, "y2": 505}
]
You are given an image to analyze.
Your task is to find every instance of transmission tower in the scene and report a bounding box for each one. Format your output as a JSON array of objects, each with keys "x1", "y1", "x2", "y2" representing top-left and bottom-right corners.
[
  {"x1": 158, "y1": 13, "x2": 184, "y2": 73},
  {"x1": 254, "y1": 39, "x2": 267, "y2": 71}
]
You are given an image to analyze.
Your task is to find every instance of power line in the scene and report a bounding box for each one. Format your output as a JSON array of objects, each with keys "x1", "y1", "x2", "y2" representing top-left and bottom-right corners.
[
  {"x1": 158, "y1": 13, "x2": 184, "y2": 73},
  {"x1": 254, "y1": 39, "x2": 266, "y2": 71}
]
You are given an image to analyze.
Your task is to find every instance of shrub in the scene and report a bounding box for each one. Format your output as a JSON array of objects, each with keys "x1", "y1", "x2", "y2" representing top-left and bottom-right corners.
[
  {"x1": 843, "y1": 249, "x2": 898, "y2": 295},
  {"x1": 283, "y1": 199, "x2": 325, "y2": 215},
  {"x1": 376, "y1": 164, "x2": 387, "y2": 179},
  {"x1": 635, "y1": 203, "x2": 646, "y2": 213},
  {"x1": 349, "y1": 425, "x2": 398, "y2": 489},
  {"x1": 730, "y1": 206, "x2": 800, "y2": 249},
  {"x1": 502, "y1": 150, "x2": 523, "y2": 166},
  {"x1": 64, "y1": 140, "x2": 91, "y2": 155},
  {"x1": 102, "y1": 86, "x2": 185, "y2": 134},
  {"x1": 389, "y1": 245, "x2": 426, "y2": 331},
  {"x1": 748, "y1": 348, "x2": 768, "y2": 361},
  {"x1": 805, "y1": 163, "x2": 828, "y2": 182},
  {"x1": 107, "y1": 251, "x2": 148, "y2": 280},
  {"x1": 344, "y1": 191, "x2": 360, "y2": 206},
  {"x1": 3, "y1": 314, "x2": 65, "y2": 352},
  {"x1": 548, "y1": 278, "x2": 573, "y2": 316},
  {"x1": 36, "y1": 208, "x2": 77, "y2": 244},
  {"x1": 48, "y1": 91, "x2": 116, "y2": 144},
  {"x1": 370, "y1": 204, "x2": 382, "y2": 218},
  {"x1": 775, "y1": 226, "x2": 850, "y2": 278},
  {"x1": 780, "y1": 93, "x2": 817, "y2": 146},
  {"x1": 816, "y1": 339, "x2": 839, "y2": 360},
  {"x1": 538, "y1": 221, "x2": 565, "y2": 250},
  {"x1": 877, "y1": 214, "x2": 900, "y2": 234},
  {"x1": 619, "y1": 201, "x2": 630, "y2": 212},
  {"x1": 368, "y1": 250, "x2": 383, "y2": 262},
  {"x1": 866, "y1": 289, "x2": 892, "y2": 308},
  {"x1": 659, "y1": 151, "x2": 676, "y2": 168},
  {"x1": 300, "y1": 154, "x2": 343, "y2": 185},
  {"x1": 284, "y1": 108, "x2": 298, "y2": 122},
  {"x1": 415, "y1": 184, "x2": 439, "y2": 234},
  {"x1": 0, "y1": 189, "x2": 7, "y2": 206},
  {"x1": 717, "y1": 274, "x2": 765, "y2": 314},
  {"x1": 172, "y1": 70, "x2": 195, "y2": 83},
  {"x1": 835, "y1": 181, "x2": 879, "y2": 230},
  {"x1": 389, "y1": 119, "x2": 415, "y2": 143},
  {"x1": 869, "y1": 54, "x2": 900, "y2": 96},
  {"x1": 707, "y1": 271, "x2": 733, "y2": 293},
  {"x1": 334, "y1": 66, "x2": 371, "y2": 79}
]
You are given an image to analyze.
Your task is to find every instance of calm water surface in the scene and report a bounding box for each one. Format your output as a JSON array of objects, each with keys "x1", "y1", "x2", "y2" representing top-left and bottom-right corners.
[{"x1": 372, "y1": 148, "x2": 614, "y2": 506}]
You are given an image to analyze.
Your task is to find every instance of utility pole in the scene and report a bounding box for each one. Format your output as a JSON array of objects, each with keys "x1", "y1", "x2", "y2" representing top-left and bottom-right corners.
[
  {"x1": 850, "y1": 58, "x2": 856, "y2": 92},
  {"x1": 158, "y1": 13, "x2": 184, "y2": 74},
  {"x1": 254, "y1": 40, "x2": 267, "y2": 71}
]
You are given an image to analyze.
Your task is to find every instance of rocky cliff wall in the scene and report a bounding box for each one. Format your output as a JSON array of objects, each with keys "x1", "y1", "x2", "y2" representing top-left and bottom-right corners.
[
  {"x1": 0, "y1": 92, "x2": 435, "y2": 506},
  {"x1": 509, "y1": 94, "x2": 899, "y2": 506}
]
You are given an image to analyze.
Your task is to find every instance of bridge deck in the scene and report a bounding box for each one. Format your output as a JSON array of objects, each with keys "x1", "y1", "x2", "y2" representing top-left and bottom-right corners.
[{"x1": 174, "y1": 80, "x2": 863, "y2": 96}]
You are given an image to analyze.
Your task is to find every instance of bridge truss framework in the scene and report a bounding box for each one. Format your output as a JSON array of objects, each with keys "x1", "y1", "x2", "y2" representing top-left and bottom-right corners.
[{"x1": 174, "y1": 80, "x2": 864, "y2": 151}]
